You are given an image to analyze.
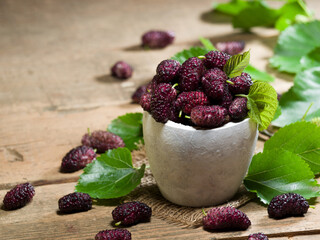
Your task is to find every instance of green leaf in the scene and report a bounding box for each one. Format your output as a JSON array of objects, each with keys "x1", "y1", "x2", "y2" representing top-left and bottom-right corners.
[
  {"x1": 213, "y1": 0, "x2": 250, "y2": 16},
  {"x1": 270, "y1": 20, "x2": 320, "y2": 73},
  {"x1": 272, "y1": 104, "x2": 282, "y2": 121},
  {"x1": 75, "y1": 148, "x2": 145, "y2": 199},
  {"x1": 244, "y1": 64, "x2": 275, "y2": 82},
  {"x1": 244, "y1": 149, "x2": 320, "y2": 204},
  {"x1": 107, "y1": 113, "x2": 143, "y2": 151},
  {"x1": 246, "y1": 81, "x2": 278, "y2": 131},
  {"x1": 264, "y1": 121, "x2": 320, "y2": 174},
  {"x1": 199, "y1": 37, "x2": 217, "y2": 51},
  {"x1": 300, "y1": 47, "x2": 320, "y2": 70},
  {"x1": 223, "y1": 51, "x2": 250, "y2": 78},
  {"x1": 272, "y1": 67, "x2": 320, "y2": 127},
  {"x1": 232, "y1": 2, "x2": 279, "y2": 30},
  {"x1": 275, "y1": 1, "x2": 313, "y2": 31},
  {"x1": 171, "y1": 47, "x2": 210, "y2": 64}
]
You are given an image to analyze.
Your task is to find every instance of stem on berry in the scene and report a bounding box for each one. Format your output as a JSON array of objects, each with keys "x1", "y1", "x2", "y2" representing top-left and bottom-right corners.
[
  {"x1": 202, "y1": 208, "x2": 207, "y2": 216},
  {"x1": 235, "y1": 94, "x2": 248, "y2": 99},
  {"x1": 197, "y1": 56, "x2": 206, "y2": 60},
  {"x1": 185, "y1": 115, "x2": 191, "y2": 119},
  {"x1": 87, "y1": 128, "x2": 91, "y2": 136},
  {"x1": 115, "y1": 221, "x2": 121, "y2": 226},
  {"x1": 179, "y1": 110, "x2": 183, "y2": 118},
  {"x1": 226, "y1": 80, "x2": 234, "y2": 85},
  {"x1": 172, "y1": 83, "x2": 179, "y2": 89}
]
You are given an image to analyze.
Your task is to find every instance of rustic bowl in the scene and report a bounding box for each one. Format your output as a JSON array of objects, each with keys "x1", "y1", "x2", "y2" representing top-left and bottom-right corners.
[{"x1": 142, "y1": 111, "x2": 258, "y2": 207}]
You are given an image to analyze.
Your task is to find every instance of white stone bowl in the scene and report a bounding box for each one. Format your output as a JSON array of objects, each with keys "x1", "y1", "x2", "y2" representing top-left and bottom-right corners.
[{"x1": 143, "y1": 111, "x2": 258, "y2": 207}]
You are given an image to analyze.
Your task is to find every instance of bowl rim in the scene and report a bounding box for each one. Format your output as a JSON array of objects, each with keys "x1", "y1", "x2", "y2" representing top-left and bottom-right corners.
[{"x1": 144, "y1": 111, "x2": 254, "y2": 133}]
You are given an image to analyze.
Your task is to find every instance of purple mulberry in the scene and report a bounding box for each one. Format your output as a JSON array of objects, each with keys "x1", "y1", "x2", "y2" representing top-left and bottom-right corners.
[
  {"x1": 228, "y1": 97, "x2": 248, "y2": 121},
  {"x1": 248, "y1": 233, "x2": 268, "y2": 240},
  {"x1": 131, "y1": 84, "x2": 147, "y2": 104},
  {"x1": 95, "y1": 229, "x2": 131, "y2": 240},
  {"x1": 58, "y1": 192, "x2": 92, "y2": 213},
  {"x1": 111, "y1": 61, "x2": 133, "y2": 79},
  {"x1": 179, "y1": 57, "x2": 204, "y2": 92},
  {"x1": 3, "y1": 183, "x2": 35, "y2": 210},
  {"x1": 142, "y1": 30, "x2": 175, "y2": 49},
  {"x1": 204, "y1": 51, "x2": 231, "y2": 69},
  {"x1": 81, "y1": 130, "x2": 125, "y2": 154},
  {"x1": 268, "y1": 193, "x2": 309, "y2": 219},
  {"x1": 201, "y1": 68, "x2": 228, "y2": 100},
  {"x1": 216, "y1": 41, "x2": 245, "y2": 55},
  {"x1": 228, "y1": 72, "x2": 253, "y2": 95},
  {"x1": 156, "y1": 59, "x2": 181, "y2": 83},
  {"x1": 175, "y1": 91, "x2": 210, "y2": 115},
  {"x1": 60, "y1": 145, "x2": 96, "y2": 173},
  {"x1": 140, "y1": 92, "x2": 152, "y2": 112},
  {"x1": 191, "y1": 105, "x2": 230, "y2": 128},
  {"x1": 219, "y1": 90, "x2": 233, "y2": 109},
  {"x1": 150, "y1": 83, "x2": 177, "y2": 123},
  {"x1": 203, "y1": 206, "x2": 251, "y2": 231},
  {"x1": 112, "y1": 201, "x2": 152, "y2": 226}
]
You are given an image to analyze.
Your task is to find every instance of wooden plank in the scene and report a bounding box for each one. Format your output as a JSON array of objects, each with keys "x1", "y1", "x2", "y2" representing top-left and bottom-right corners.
[{"x1": 1, "y1": 182, "x2": 320, "y2": 240}]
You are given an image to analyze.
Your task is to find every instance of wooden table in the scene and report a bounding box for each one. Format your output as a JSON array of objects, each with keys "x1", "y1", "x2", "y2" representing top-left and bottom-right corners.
[{"x1": 1, "y1": 0, "x2": 320, "y2": 239}]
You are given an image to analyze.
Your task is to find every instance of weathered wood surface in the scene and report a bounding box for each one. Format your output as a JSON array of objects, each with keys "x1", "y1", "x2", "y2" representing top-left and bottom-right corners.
[{"x1": 1, "y1": 0, "x2": 320, "y2": 239}]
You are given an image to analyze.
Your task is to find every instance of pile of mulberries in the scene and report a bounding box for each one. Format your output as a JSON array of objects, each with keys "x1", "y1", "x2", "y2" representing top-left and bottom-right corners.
[{"x1": 140, "y1": 51, "x2": 252, "y2": 128}]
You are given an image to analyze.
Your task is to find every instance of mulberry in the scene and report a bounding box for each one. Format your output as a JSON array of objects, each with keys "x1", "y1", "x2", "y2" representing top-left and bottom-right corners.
[
  {"x1": 175, "y1": 91, "x2": 210, "y2": 115},
  {"x1": 191, "y1": 105, "x2": 230, "y2": 128},
  {"x1": 60, "y1": 145, "x2": 96, "y2": 173},
  {"x1": 95, "y1": 229, "x2": 131, "y2": 240},
  {"x1": 142, "y1": 30, "x2": 175, "y2": 49},
  {"x1": 58, "y1": 192, "x2": 92, "y2": 213},
  {"x1": 216, "y1": 41, "x2": 245, "y2": 55},
  {"x1": 112, "y1": 201, "x2": 152, "y2": 226},
  {"x1": 131, "y1": 84, "x2": 147, "y2": 104},
  {"x1": 228, "y1": 72, "x2": 253, "y2": 95},
  {"x1": 228, "y1": 97, "x2": 248, "y2": 121},
  {"x1": 179, "y1": 57, "x2": 204, "y2": 92},
  {"x1": 204, "y1": 51, "x2": 231, "y2": 69},
  {"x1": 248, "y1": 233, "x2": 268, "y2": 240},
  {"x1": 203, "y1": 206, "x2": 251, "y2": 231},
  {"x1": 3, "y1": 183, "x2": 35, "y2": 210},
  {"x1": 201, "y1": 68, "x2": 228, "y2": 100},
  {"x1": 81, "y1": 130, "x2": 125, "y2": 154},
  {"x1": 111, "y1": 61, "x2": 133, "y2": 79},
  {"x1": 156, "y1": 59, "x2": 181, "y2": 83}
]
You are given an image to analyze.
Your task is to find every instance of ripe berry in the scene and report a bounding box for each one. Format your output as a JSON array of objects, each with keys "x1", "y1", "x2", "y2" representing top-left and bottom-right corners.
[
  {"x1": 203, "y1": 206, "x2": 251, "y2": 231},
  {"x1": 150, "y1": 83, "x2": 177, "y2": 123},
  {"x1": 58, "y1": 192, "x2": 92, "y2": 213},
  {"x1": 201, "y1": 68, "x2": 228, "y2": 100},
  {"x1": 216, "y1": 41, "x2": 245, "y2": 55},
  {"x1": 111, "y1": 61, "x2": 133, "y2": 79},
  {"x1": 228, "y1": 72, "x2": 253, "y2": 95},
  {"x1": 219, "y1": 90, "x2": 233, "y2": 109},
  {"x1": 156, "y1": 59, "x2": 181, "y2": 83},
  {"x1": 179, "y1": 57, "x2": 204, "y2": 92},
  {"x1": 191, "y1": 105, "x2": 230, "y2": 128},
  {"x1": 95, "y1": 229, "x2": 132, "y2": 240},
  {"x1": 3, "y1": 183, "x2": 35, "y2": 210},
  {"x1": 248, "y1": 233, "x2": 268, "y2": 240},
  {"x1": 204, "y1": 51, "x2": 231, "y2": 69},
  {"x1": 142, "y1": 30, "x2": 175, "y2": 49},
  {"x1": 228, "y1": 97, "x2": 248, "y2": 121},
  {"x1": 175, "y1": 91, "x2": 210, "y2": 115},
  {"x1": 131, "y1": 84, "x2": 147, "y2": 104},
  {"x1": 60, "y1": 145, "x2": 96, "y2": 173},
  {"x1": 112, "y1": 201, "x2": 152, "y2": 226},
  {"x1": 268, "y1": 193, "x2": 309, "y2": 219},
  {"x1": 81, "y1": 130, "x2": 125, "y2": 154},
  {"x1": 140, "y1": 93, "x2": 152, "y2": 112}
]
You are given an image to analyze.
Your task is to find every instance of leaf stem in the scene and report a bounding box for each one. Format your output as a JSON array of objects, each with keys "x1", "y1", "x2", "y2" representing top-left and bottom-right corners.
[
  {"x1": 301, "y1": 102, "x2": 314, "y2": 121},
  {"x1": 235, "y1": 94, "x2": 248, "y2": 99}
]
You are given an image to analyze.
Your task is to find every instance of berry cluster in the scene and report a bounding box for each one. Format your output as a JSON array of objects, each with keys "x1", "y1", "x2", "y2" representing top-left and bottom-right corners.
[{"x1": 140, "y1": 51, "x2": 252, "y2": 128}]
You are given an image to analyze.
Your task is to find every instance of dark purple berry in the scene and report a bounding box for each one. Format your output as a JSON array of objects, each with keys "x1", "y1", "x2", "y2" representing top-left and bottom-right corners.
[
  {"x1": 203, "y1": 206, "x2": 251, "y2": 231},
  {"x1": 268, "y1": 193, "x2": 309, "y2": 219},
  {"x1": 156, "y1": 59, "x2": 181, "y2": 83},
  {"x1": 204, "y1": 51, "x2": 231, "y2": 69},
  {"x1": 248, "y1": 233, "x2": 268, "y2": 240},
  {"x1": 191, "y1": 105, "x2": 230, "y2": 128},
  {"x1": 228, "y1": 97, "x2": 248, "y2": 121},
  {"x1": 111, "y1": 61, "x2": 133, "y2": 79},
  {"x1": 58, "y1": 192, "x2": 92, "y2": 213},
  {"x1": 179, "y1": 57, "x2": 204, "y2": 92},
  {"x1": 3, "y1": 183, "x2": 35, "y2": 210},
  {"x1": 61, "y1": 145, "x2": 96, "y2": 173},
  {"x1": 95, "y1": 229, "x2": 131, "y2": 240},
  {"x1": 150, "y1": 83, "x2": 177, "y2": 123},
  {"x1": 131, "y1": 84, "x2": 148, "y2": 104},
  {"x1": 201, "y1": 68, "x2": 228, "y2": 100},
  {"x1": 81, "y1": 130, "x2": 125, "y2": 154},
  {"x1": 175, "y1": 91, "x2": 210, "y2": 115},
  {"x1": 112, "y1": 201, "x2": 152, "y2": 226},
  {"x1": 219, "y1": 90, "x2": 233, "y2": 109},
  {"x1": 140, "y1": 93, "x2": 151, "y2": 112},
  {"x1": 228, "y1": 72, "x2": 253, "y2": 95},
  {"x1": 142, "y1": 30, "x2": 175, "y2": 49},
  {"x1": 216, "y1": 41, "x2": 245, "y2": 55}
]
